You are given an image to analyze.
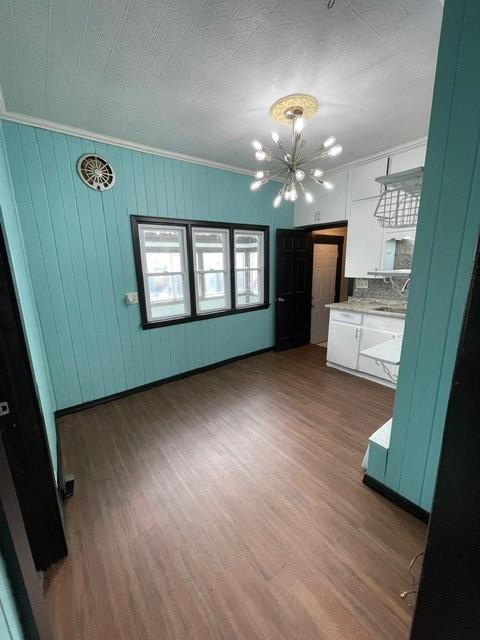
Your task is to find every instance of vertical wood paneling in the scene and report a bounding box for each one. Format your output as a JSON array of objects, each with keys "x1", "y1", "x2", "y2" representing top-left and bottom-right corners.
[
  {"x1": 3, "y1": 121, "x2": 293, "y2": 410},
  {"x1": 37, "y1": 129, "x2": 93, "y2": 401},
  {"x1": 381, "y1": 0, "x2": 480, "y2": 511}
]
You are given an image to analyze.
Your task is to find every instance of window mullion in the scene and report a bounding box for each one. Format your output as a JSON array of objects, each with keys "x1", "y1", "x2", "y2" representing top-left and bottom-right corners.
[
  {"x1": 229, "y1": 228, "x2": 236, "y2": 311},
  {"x1": 186, "y1": 223, "x2": 197, "y2": 316}
]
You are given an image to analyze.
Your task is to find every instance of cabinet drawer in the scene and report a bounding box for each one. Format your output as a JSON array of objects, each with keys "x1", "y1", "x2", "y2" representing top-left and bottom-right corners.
[
  {"x1": 363, "y1": 313, "x2": 404, "y2": 334},
  {"x1": 330, "y1": 309, "x2": 362, "y2": 324}
]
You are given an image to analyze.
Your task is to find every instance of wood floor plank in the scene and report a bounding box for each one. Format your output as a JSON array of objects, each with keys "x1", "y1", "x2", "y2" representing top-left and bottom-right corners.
[{"x1": 47, "y1": 345, "x2": 426, "y2": 639}]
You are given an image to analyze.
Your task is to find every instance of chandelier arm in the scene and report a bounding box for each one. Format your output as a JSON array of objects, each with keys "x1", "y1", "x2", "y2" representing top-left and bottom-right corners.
[
  {"x1": 294, "y1": 157, "x2": 311, "y2": 167},
  {"x1": 268, "y1": 168, "x2": 289, "y2": 180},
  {"x1": 265, "y1": 148, "x2": 289, "y2": 163},
  {"x1": 309, "y1": 149, "x2": 329, "y2": 161}
]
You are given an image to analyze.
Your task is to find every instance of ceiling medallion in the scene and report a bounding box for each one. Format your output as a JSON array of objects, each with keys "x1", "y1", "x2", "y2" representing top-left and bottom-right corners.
[
  {"x1": 250, "y1": 94, "x2": 342, "y2": 208},
  {"x1": 269, "y1": 94, "x2": 319, "y2": 125}
]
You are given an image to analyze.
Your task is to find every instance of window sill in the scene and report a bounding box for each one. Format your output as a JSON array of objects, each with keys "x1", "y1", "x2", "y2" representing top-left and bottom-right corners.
[{"x1": 141, "y1": 303, "x2": 270, "y2": 330}]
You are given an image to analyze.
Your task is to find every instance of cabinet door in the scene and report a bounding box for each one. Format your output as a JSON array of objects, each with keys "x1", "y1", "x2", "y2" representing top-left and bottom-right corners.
[
  {"x1": 327, "y1": 320, "x2": 360, "y2": 369},
  {"x1": 345, "y1": 199, "x2": 384, "y2": 277},
  {"x1": 350, "y1": 157, "x2": 388, "y2": 201},
  {"x1": 293, "y1": 198, "x2": 313, "y2": 227},
  {"x1": 294, "y1": 169, "x2": 348, "y2": 227},
  {"x1": 357, "y1": 326, "x2": 399, "y2": 381},
  {"x1": 388, "y1": 144, "x2": 426, "y2": 174}
]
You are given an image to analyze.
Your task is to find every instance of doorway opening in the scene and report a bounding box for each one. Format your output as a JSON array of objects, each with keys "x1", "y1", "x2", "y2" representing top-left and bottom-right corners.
[
  {"x1": 310, "y1": 225, "x2": 349, "y2": 347},
  {"x1": 274, "y1": 222, "x2": 350, "y2": 352}
]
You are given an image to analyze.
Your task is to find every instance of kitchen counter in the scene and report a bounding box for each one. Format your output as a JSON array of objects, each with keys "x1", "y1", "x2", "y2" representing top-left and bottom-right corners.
[
  {"x1": 360, "y1": 335, "x2": 403, "y2": 365},
  {"x1": 325, "y1": 298, "x2": 406, "y2": 319}
]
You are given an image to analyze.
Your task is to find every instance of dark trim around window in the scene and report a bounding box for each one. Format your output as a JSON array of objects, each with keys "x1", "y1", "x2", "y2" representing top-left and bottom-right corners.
[{"x1": 131, "y1": 215, "x2": 270, "y2": 329}]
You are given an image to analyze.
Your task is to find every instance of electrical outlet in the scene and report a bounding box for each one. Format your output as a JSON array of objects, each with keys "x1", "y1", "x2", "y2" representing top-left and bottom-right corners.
[
  {"x1": 125, "y1": 292, "x2": 139, "y2": 305},
  {"x1": 356, "y1": 279, "x2": 369, "y2": 290}
]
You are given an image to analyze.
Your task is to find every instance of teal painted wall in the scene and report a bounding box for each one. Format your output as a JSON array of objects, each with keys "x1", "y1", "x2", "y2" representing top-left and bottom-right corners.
[
  {"x1": 376, "y1": 0, "x2": 480, "y2": 511},
  {"x1": 0, "y1": 553, "x2": 24, "y2": 640},
  {"x1": 2, "y1": 122, "x2": 294, "y2": 411}
]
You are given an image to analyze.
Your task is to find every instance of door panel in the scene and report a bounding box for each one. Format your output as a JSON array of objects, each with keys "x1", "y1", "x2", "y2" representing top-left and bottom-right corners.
[
  {"x1": 311, "y1": 244, "x2": 338, "y2": 344},
  {"x1": 326, "y1": 321, "x2": 360, "y2": 369},
  {"x1": 275, "y1": 229, "x2": 312, "y2": 350}
]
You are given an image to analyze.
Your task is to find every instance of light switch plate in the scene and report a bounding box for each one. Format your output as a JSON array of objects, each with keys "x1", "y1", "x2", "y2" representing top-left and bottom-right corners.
[
  {"x1": 356, "y1": 279, "x2": 369, "y2": 290},
  {"x1": 125, "y1": 292, "x2": 139, "y2": 304}
]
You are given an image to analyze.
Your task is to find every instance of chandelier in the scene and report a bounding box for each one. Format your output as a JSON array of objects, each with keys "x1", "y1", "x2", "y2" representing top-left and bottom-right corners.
[{"x1": 249, "y1": 94, "x2": 342, "y2": 208}]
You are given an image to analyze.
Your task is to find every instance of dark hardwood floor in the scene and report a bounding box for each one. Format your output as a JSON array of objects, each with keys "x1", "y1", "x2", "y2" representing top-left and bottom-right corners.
[{"x1": 46, "y1": 345, "x2": 426, "y2": 640}]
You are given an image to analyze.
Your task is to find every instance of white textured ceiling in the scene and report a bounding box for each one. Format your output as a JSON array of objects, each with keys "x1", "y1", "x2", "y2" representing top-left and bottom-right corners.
[{"x1": 0, "y1": 0, "x2": 443, "y2": 171}]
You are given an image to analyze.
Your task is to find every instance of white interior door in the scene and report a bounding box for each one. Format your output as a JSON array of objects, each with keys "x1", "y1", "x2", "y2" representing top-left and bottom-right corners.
[{"x1": 311, "y1": 243, "x2": 338, "y2": 344}]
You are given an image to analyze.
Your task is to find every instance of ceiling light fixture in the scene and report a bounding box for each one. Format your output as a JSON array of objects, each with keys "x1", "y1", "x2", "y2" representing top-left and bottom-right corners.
[{"x1": 249, "y1": 94, "x2": 342, "y2": 208}]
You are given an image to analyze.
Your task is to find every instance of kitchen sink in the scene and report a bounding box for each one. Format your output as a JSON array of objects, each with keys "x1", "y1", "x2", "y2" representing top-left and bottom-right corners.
[{"x1": 374, "y1": 306, "x2": 406, "y2": 314}]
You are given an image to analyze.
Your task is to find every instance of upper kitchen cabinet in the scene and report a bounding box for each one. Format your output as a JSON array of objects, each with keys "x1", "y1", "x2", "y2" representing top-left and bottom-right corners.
[
  {"x1": 345, "y1": 198, "x2": 384, "y2": 278},
  {"x1": 349, "y1": 157, "x2": 388, "y2": 201},
  {"x1": 294, "y1": 168, "x2": 348, "y2": 227},
  {"x1": 388, "y1": 144, "x2": 426, "y2": 174}
]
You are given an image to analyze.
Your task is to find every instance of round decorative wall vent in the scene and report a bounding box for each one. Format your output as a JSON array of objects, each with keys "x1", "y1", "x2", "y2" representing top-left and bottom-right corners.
[{"x1": 77, "y1": 154, "x2": 116, "y2": 191}]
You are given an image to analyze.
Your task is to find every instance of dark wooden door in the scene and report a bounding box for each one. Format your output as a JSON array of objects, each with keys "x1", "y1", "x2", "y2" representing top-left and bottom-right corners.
[
  {"x1": 410, "y1": 239, "x2": 480, "y2": 639},
  {"x1": 0, "y1": 229, "x2": 67, "y2": 572},
  {"x1": 0, "y1": 433, "x2": 52, "y2": 639},
  {"x1": 275, "y1": 229, "x2": 313, "y2": 350}
]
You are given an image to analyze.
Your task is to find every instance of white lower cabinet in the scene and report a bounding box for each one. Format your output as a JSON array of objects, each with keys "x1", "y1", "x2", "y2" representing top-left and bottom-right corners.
[
  {"x1": 326, "y1": 320, "x2": 361, "y2": 369},
  {"x1": 327, "y1": 311, "x2": 405, "y2": 385}
]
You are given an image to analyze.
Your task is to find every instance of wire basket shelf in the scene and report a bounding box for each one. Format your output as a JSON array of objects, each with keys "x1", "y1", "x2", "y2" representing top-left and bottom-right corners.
[{"x1": 374, "y1": 167, "x2": 423, "y2": 228}]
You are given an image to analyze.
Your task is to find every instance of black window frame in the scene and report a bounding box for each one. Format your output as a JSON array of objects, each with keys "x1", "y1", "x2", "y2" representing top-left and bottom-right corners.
[{"x1": 131, "y1": 215, "x2": 270, "y2": 329}]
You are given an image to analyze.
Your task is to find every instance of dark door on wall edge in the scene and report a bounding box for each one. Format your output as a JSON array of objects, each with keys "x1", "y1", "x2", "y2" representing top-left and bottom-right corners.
[
  {"x1": 0, "y1": 226, "x2": 67, "y2": 571},
  {"x1": 410, "y1": 237, "x2": 480, "y2": 639},
  {"x1": 275, "y1": 229, "x2": 313, "y2": 350}
]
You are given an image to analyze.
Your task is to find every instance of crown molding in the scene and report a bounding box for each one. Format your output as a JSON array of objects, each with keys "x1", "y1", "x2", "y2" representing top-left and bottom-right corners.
[
  {"x1": 0, "y1": 107, "x2": 428, "y2": 185},
  {"x1": 323, "y1": 136, "x2": 428, "y2": 176},
  {"x1": 0, "y1": 110, "x2": 258, "y2": 178}
]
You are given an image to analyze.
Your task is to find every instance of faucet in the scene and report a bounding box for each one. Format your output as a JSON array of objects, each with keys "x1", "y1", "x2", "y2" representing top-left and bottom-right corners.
[{"x1": 401, "y1": 278, "x2": 411, "y2": 294}]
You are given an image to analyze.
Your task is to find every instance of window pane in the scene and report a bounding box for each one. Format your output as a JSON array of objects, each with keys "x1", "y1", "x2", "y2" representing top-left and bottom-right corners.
[
  {"x1": 147, "y1": 275, "x2": 188, "y2": 318},
  {"x1": 203, "y1": 252, "x2": 223, "y2": 271},
  {"x1": 192, "y1": 227, "x2": 231, "y2": 314},
  {"x1": 236, "y1": 269, "x2": 261, "y2": 306},
  {"x1": 234, "y1": 230, "x2": 264, "y2": 307},
  {"x1": 143, "y1": 228, "x2": 185, "y2": 272},
  {"x1": 146, "y1": 251, "x2": 181, "y2": 273},
  {"x1": 139, "y1": 223, "x2": 190, "y2": 322},
  {"x1": 193, "y1": 230, "x2": 227, "y2": 270},
  {"x1": 195, "y1": 273, "x2": 228, "y2": 312}
]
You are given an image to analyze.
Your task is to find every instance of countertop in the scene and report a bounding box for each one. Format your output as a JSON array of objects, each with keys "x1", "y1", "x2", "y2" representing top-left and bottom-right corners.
[
  {"x1": 360, "y1": 336, "x2": 403, "y2": 364},
  {"x1": 325, "y1": 298, "x2": 407, "y2": 319}
]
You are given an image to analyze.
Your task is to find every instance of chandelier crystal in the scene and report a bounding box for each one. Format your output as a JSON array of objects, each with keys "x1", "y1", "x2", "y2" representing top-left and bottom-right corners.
[{"x1": 249, "y1": 97, "x2": 342, "y2": 208}]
